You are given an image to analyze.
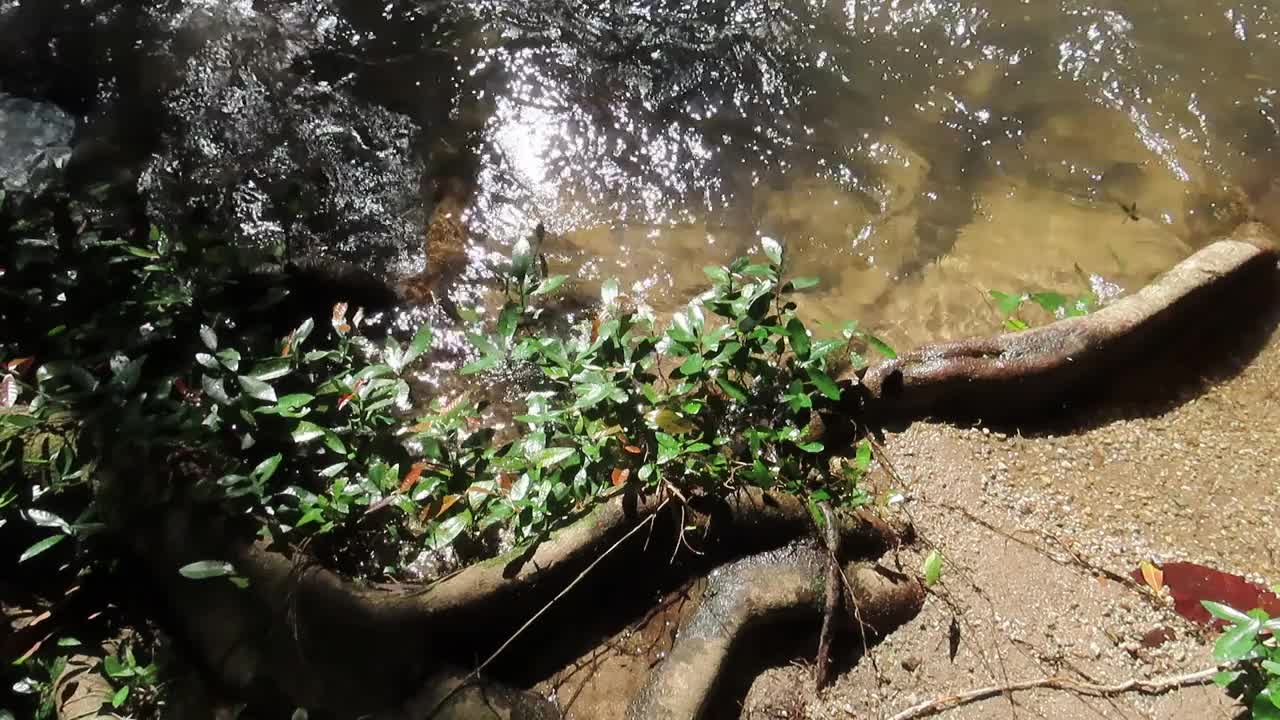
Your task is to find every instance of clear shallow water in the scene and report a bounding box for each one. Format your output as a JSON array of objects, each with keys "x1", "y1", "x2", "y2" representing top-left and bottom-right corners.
[{"x1": 426, "y1": 0, "x2": 1280, "y2": 348}]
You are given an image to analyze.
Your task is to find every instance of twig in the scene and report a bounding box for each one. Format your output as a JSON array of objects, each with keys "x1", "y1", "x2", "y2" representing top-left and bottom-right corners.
[
  {"x1": 814, "y1": 501, "x2": 841, "y2": 691},
  {"x1": 427, "y1": 498, "x2": 670, "y2": 718},
  {"x1": 885, "y1": 666, "x2": 1218, "y2": 720}
]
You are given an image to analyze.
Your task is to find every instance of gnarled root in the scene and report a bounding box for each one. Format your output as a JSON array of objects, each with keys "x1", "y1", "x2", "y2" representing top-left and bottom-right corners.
[
  {"x1": 855, "y1": 223, "x2": 1279, "y2": 421},
  {"x1": 134, "y1": 488, "x2": 903, "y2": 717},
  {"x1": 627, "y1": 547, "x2": 924, "y2": 719}
]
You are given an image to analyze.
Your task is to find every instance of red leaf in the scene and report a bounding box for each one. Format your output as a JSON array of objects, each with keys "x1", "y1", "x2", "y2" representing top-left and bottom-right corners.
[
  {"x1": 6, "y1": 357, "x2": 34, "y2": 375},
  {"x1": 1129, "y1": 562, "x2": 1280, "y2": 626},
  {"x1": 611, "y1": 467, "x2": 630, "y2": 487},
  {"x1": 623, "y1": 445, "x2": 643, "y2": 455},
  {"x1": 399, "y1": 462, "x2": 427, "y2": 493}
]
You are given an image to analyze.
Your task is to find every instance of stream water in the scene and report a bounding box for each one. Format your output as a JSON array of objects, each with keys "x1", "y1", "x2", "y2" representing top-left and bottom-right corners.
[
  {"x1": 456, "y1": 0, "x2": 1280, "y2": 348},
  {"x1": 3, "y1": 0, "x2": 1279, "y2": 350}
]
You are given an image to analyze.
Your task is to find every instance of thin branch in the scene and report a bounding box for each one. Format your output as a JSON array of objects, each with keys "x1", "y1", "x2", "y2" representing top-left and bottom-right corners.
[{"x1": 885, "y1": 667, "x2": 1218, "y2": 720}]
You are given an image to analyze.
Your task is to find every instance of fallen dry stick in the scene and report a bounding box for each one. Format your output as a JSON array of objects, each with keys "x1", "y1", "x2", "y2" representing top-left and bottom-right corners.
[{"x1": 885, "y1": 666, "x2": 1219, "y2": 720}]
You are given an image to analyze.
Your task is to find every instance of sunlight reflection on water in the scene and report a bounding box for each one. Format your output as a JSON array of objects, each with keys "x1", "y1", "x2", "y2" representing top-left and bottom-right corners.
[{"x1": 411, "y1": 0, "x2": 1278, "y2": 355}]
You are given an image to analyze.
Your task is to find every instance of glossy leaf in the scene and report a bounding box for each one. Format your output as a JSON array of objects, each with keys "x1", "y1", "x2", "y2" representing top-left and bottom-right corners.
[
  {"x1": 238, "y1": 375, "x2": 277, "y2": 403},
  {"x1": 786, "y1": 318, "x2": 811, "y2": 359},
  {"x1": 716, "y1": 376, "x2": 748, "y2": 403},
  {"x1": 531, "y1": 275, "x2": 568, "y2": 296},
  {"x1": 19, "y1": 535, "x2": 65, "y2": 563},
  {"x1": 292, "y1": 421, "x2": 325, "y2": 444},
  {"x1": 761, "y1": 236, "x2": 783, "y2": 266},
  {"x1": 178, "y1": 560, "x2": 234, "y2": 579},
  {"x1": 806, "y1": 367, "x2": 841, "y2": 400},
  {"x1": 427, "y1": 511, "x2": 471, "y2": 551}
]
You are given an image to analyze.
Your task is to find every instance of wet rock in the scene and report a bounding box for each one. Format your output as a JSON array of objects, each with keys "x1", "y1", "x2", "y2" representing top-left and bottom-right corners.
[{"x1": 0, "y1": 93, "x2": 75, "y2": 193}]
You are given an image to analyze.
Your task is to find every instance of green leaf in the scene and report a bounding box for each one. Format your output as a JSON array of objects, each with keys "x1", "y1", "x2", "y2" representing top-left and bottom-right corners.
[
  {"x1": 574, "y1": 382, "x2": 614, "y2": 410},
  {"x1": 703, "y1": 266, "x2": 730, "y2": 284},
  {"x1": 199, "y1": 325, "x2": 218, "y2": 351},
  {"x1": 216, "y1": 349, "x2": 242, "y2": 372},
  {"x1": 716, "y1": 376, "x2": 748, "y2": 402},
  {"x1": 786, "y1": 318, "x2": 811, "y2": 360},
  {"x1": 806, "y1": 367, "x2": 841, "y2": 400},
  {"x1": 761, "y1": 236, "x2": 783, "y2": 266},
  {"x1": 251, "y1": 358, "x2": 293, "y2": 381},
  {"x1": 808, "y1": 496, "x2": 826, "y2": 529},
  {"x1": 251, "y1": 454, "x2": 283, "y2": 483},
  {"x1": 788, "y1": 276, "x2": 820, "y2": 290},
  {"x1": 405, "y1": 324, "x2": 434, "y2": 365},
  {"x1": 292, "y1": 318, "x2": 315, "y2": 348},
  {"x1": 865, "y1": 333, "x2": 897, "y2": 359},
  {"x1": 678, "y1": 354, "x2": 704, "y2": 376},
  {"x1": 201, "y1": 375, "x2": 231, "y2": 405},
  {"x1": 238, "y1": 375, "x2": 277, "y2": 403},
  {"x1": 104, "y1": 655, "x2": 129, "y2": 678},
  {"x1": 989, "y1": 290, "x2": 1023, "y2": 316},
  {"x1": 854, "y1": 439, "x2": 873, "y2": 471},
  {"x1": 292, "y1": 421, "x2": 325, "y2": 444},
  {"x1": 1213, "y1": 617, "x2": 1262, "y2": 663},
  {"x1": 0, "y1": 413, "x2": 39, "y2": 429},
  {"x1": 1203, "y1": 601, "x2": 1254, "y2": 625},
  {"x1": 1255, "y1": 687, "x2": 1280, "y2": 720},
  {"x1": 274, "y1": 394, "x2": 313, "y2": 412},
  {"x1": 797, "y1": 441, "x2": 824, "y2": 453},
  {"x1": 1030, "y1": 292, "x2": 1069, "y2": 314},
  {"x1": 126, "y1": 245, "x2": 159, "y2": 259},
  {"x1": 923, "y1": 550, "x2": 944, "y2": 586},
  {"x1": 531, "y1": 275, "x2": 568, "y2": 296},
  {"x1": 646, "y1": 408, "x2": 696, "y2": 434},
  {"x1": 111, "y1": 686, "x2": 129, "y2": 709},
  {"x1": 601, "y1": 278, "x2": 620, "y2": 307},
  {"x1": 531, "y1": 447, "x2": 576, "y2": 469},
  {"x1": 19, "y1": 535, "x2": 65, "y2": 563},
  {"x1": 497, "y1": 303, "x2": 521, "y2": 341},
  {"x1": 672, "y1": 307, "x2": 702, "y2": 343},
  {"x1": 322, "y1": 432, "x2": 347, "y2": 455},
  {"x1": 110, "y1": 356, "x2": 146, "y2": 392},
  {"x1": 178, "y1": 560, "x2": 234, "y2": 579},
  {"x1": 427, "y1": 510, "x2": 471, "y2": 551}
]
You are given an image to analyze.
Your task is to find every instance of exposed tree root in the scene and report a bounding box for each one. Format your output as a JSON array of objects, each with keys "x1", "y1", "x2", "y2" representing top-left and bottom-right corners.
[
  {"x1": 122, "y1": 224, "x2": 1277, "y2": 717},
  {"x1": 885, "y1": 666, "x2": 1219, "y2": 720},
  {"x1": 854, "y1": 224, "x2": 1279, "y2": 421},
  {"x1": 627, "y1": 547, "x2": 924, "y2": 719},
  {"x1": 131, "y1": 487, "x2": 901, "y2": 718}
]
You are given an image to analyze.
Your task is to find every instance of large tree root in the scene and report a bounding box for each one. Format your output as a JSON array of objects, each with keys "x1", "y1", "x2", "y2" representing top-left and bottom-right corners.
[
  {"x1": 126, "y1": 223, "x2": 1277, "y2": 717},
  {"x1": 132, "y1": 488, "x2": 902, "y2": 718},
  {"x1": 626, "y1": 547, "x2": 924, "y2": 719},
  {"x1": 854, "y1": 223, "x2": 1279, "y2": 421}
]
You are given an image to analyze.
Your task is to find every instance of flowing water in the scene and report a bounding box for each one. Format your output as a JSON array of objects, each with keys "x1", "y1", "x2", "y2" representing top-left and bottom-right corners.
[
  {"x1": 4, "y1": 0, "x2": 1279, "y2": 351},
  {"x1": 444, "y1": 0, "x2": 1280, "y2": 349},
  {"x1": 453, "y1": 0, "x2": 1280, "y2": 348}
]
